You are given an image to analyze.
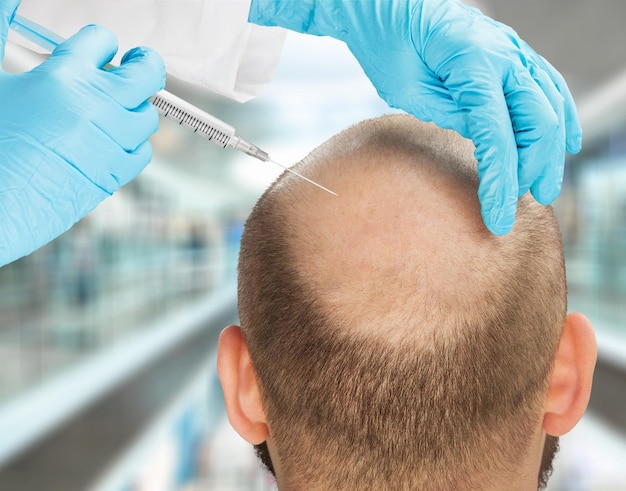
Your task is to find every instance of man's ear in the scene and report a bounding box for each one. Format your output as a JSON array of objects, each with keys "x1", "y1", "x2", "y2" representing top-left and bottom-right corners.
[
  {"x1": 217, "y1": 325, "x2": 268, "y2": 444},
  {"x1": 543, "y1": 312, "x2": 597, "y2": 436}
]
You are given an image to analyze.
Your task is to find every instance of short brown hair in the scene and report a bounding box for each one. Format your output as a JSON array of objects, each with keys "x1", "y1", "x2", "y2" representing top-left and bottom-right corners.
[{"x1": 237, "y1": 115, "x2": 566, "y2": 489}]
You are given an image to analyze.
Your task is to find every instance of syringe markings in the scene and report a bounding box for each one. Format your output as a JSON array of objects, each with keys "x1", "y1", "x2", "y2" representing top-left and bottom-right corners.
[{"x1": 151, "y1": 95, "x2": 230, "y2": 147}]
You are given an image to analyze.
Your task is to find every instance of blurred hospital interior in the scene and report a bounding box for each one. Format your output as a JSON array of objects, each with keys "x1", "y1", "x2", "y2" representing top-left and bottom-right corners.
[{"x1": 1, "y1": 1, "x2": 626, "y2": 490}]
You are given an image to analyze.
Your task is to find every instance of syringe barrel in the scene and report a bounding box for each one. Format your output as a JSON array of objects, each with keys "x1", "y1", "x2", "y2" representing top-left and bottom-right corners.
[{"x1": 149, "y1": 90, "x2": 235, "y2": 148}]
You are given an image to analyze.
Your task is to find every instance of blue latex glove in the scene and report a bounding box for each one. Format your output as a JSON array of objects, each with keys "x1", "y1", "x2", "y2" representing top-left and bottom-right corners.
[
  {"x1": 0, "y1": 0, "x2": 165, "y2": 265},
  {"x1": 249, "y1": 0, "x2": 582, "y2": 235}
]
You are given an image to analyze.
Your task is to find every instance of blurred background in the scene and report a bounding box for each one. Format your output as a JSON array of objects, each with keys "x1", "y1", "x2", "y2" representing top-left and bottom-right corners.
[{"x1": 1, "y1": 1, "x2": 626, "y2": 490}]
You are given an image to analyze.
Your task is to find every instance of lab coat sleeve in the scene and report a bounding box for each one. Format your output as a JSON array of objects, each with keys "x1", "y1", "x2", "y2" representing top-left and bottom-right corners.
[{"x1": 14, "y1": 0, "x2": 287, "y2": 102}]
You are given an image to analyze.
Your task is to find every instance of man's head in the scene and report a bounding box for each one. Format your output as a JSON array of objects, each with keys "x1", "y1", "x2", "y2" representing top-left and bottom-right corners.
[{"x1": 218, "y1": 115, "x2": 596, "y2": 490}]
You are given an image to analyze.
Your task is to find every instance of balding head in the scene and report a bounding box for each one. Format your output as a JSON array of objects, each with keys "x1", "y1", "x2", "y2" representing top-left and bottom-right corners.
[{"x1": 237, "y1": 115, "x2": 566, "y2": 490}]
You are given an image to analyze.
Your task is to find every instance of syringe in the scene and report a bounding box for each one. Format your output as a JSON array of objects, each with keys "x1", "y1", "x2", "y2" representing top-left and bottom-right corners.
[{"x1": 9, "y1": 14, "x2": 337, "y2": 196}]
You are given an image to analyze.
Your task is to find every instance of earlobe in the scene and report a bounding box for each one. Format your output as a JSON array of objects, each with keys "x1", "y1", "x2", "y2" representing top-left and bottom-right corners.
[
  {"x1": 543, "y1": 312, "x2": 597, "y2": 436},
  {"x1": 217, "y1": 325, "x2": 269, "y2": 445}
]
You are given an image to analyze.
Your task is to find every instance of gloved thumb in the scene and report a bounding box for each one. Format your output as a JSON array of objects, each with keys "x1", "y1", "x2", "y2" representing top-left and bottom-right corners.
[
  {"x1": 48, "y1": 24, "x2": 118, "y2": 69},
  {"x1": 0, "y1": 0, "x2": 21, "y2": 60}
]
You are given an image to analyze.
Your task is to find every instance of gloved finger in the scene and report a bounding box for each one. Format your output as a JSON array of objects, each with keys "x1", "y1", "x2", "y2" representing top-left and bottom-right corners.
[
  {"x1": 523, "y1": 42, "x2": 582, "y2": 154},
  {"x1": 445, "y1": 73, "x2": 519, "y2": 235},
  {"x1": 110, "y1": 140, "x2": 153, "y2": 187},
  {"x1": 550, "y1": 70, "x2": 582, "y2": 154},
  {"x1": 502, "y1": 67, "x2": 562, "y2": 199},
  {"x1": 96, "y1": 47, "x2": 166, "y2": 109},
  {"x1": 48, "y1": 24, "x2": 118, "y2": 69},
  {"x1": 53, "y1": 123, "x2": 153, "y2": 193},
  {"x1": 526, "y1": 67, "x2": 566, "y2": 204},
  {"x1": 89, "y1": 132, "x2": 153, "y2": 189},
  {"x1": 91, "y1": 100, "x2": 159, "y2": 152},
  {"x1": 82, "y1": 135, "x2": 152, "y2": 191},
  {"x1": 0, "y1": 0, "x2": 20, "y2": 59}
]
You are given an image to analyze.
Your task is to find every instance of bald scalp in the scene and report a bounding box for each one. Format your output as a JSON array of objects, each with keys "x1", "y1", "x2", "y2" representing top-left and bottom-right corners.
[
  {"x1": 278, "y1": 116, "x2": 557, "y2": 344},
  {"x1": 238, "y1": 115, "x2": 566, "y2": 489}
]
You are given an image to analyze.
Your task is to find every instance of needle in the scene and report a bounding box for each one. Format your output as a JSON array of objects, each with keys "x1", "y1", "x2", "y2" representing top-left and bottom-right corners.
[{"x1": 268, "y1": 160, "x2": 338, "y2": 196}]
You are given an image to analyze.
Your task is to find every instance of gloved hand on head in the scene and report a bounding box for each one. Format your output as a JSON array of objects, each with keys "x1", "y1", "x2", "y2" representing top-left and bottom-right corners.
[
  {"x1": 0, "y1": 0, "x2": 165, "y2": 265},
  {"x1": 250, "y1": 0, "x2": 582, "y2": 235}
]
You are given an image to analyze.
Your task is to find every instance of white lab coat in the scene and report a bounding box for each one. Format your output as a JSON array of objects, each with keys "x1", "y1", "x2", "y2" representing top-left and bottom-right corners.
[{"x1": 14, "y1": 0, "x2": 287, "y2": 102}]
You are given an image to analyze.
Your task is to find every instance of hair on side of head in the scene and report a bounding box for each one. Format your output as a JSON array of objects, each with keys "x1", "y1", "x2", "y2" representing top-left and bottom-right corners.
[{"x1": 237, "y1": 115, "x2": 566, "y2": 490}]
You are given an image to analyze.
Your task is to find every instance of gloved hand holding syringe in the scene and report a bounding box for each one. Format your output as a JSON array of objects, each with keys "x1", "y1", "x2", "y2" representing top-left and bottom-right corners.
[{"x1": 10, "y1": 13, "x2": 336, "y2": 196}]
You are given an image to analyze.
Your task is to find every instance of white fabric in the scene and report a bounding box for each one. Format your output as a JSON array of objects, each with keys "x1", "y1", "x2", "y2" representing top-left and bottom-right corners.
[{"x1": 15, "y1": 0, "x2": 287, "y2": 102}]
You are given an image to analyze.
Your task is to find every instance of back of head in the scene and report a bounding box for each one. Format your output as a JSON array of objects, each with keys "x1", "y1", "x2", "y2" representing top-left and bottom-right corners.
[{"x1": 237, "y1": 115, "x2": 566, "y2": 489}]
